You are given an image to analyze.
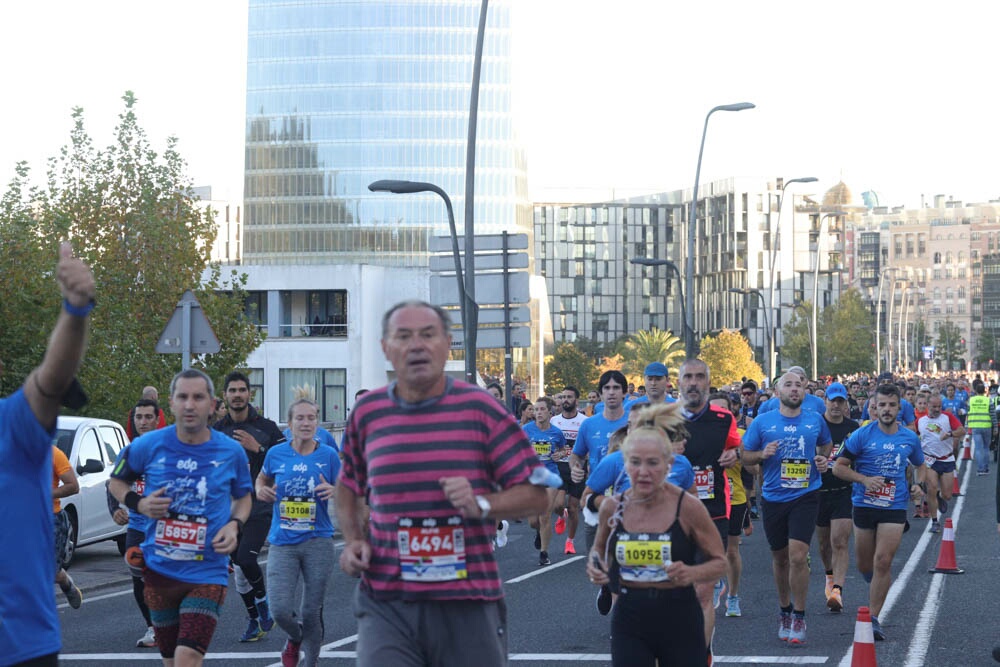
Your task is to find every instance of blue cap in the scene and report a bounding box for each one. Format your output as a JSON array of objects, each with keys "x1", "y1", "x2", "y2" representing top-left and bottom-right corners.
[
  {"x1": 644, "y1": 362, "x2": 668, "y2": 377},
  {"x1": 825, "y1": 382, "x2": 848, "y2": 400}
]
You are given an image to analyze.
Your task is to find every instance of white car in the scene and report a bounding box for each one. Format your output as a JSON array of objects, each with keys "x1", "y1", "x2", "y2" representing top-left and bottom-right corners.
[{"x1": 54, "y1": 416, "x2": 129, "y2": 567}]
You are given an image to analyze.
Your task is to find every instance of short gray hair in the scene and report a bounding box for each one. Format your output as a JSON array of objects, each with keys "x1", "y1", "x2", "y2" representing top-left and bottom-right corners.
[
  {"x1": 381, "y1": 300, "x2": 452, "y2": 338},
  {"x1": 169, "y1": 369, "x2": 215, "y2": 398}
]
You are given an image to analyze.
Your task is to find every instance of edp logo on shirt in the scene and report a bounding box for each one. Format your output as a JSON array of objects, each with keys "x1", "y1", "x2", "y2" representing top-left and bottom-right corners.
[
  {"x1": 176, "y1": 458, "x2": 198, "y2": 473},
  {"x1": 293, "y1": 463, "x2": 308, "y2": 473}
]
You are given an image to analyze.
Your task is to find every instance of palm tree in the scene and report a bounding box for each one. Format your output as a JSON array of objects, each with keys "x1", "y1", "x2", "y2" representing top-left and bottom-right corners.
[{"x1": 619, "y1": 328, "x2": 686, "y2": 379}]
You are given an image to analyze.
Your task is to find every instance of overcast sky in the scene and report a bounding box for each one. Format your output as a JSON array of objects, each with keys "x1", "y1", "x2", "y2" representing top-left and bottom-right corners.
[{"x1": 2, "y1": 0, "x2": 998, "y2": 208}]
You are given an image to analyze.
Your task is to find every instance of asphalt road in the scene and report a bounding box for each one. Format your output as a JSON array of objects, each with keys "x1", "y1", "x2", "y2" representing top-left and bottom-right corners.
[{"x1": 55, "y1": 456, "x2": 1000, "y2": 665}]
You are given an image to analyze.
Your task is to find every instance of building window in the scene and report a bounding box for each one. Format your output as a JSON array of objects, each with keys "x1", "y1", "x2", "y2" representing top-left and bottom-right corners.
[
  {"x1": 279, "y1": 368, "x2": 347, "y2": 425},
  {"x1": 307, "y1": 290, "x2": 348, "y2": 337},
  {"x1": 244, "y1": 291, "x2": 267, "y2": 326},
  {"x1": 248, "y1": 369, "x2": 265, "y2": 411}
]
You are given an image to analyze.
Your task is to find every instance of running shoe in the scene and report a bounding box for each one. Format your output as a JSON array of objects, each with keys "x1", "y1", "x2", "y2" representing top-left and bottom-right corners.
[
  {"x1": 596, "y1": 585, "x2": 612, "y2": 615},
  {"x1": 930, "y1": 519, "x2": 940, "y2": 533},
  {"x1": 534, "y1": 529, "x2": 541, "y2": 550},
  {"x1": 281, "y1": 638, "x2": 302, "y2": 667},
  {"x1": 938, "y1": 495, "x2": 948, "y2": 514},
  {"x1": 778, "y1": 611, "x2": 792, "y2": 641},
  {"x1": 136, "y1": 626, "x2": 156, "y2": 648},
  {"x1": 256, "y1": 597, "x2": 275, "y2": 632},
  {"x1": 749, "y1": 505, "x2": 759, "y2": 520},
  {"x1": 239, "y1": 618, "x2": 265, "y2": 643},
  {"x1": 539, "y1": 550, "x2": 551, "y2": 566},
  {"x1": 725, "y1": 595, "x2": 741, "y2": 617},
  {"x1": 712, "y1": 580, "x2": 727, "y2": 609},
  {"x1": 564, "y1": 538, "x2": 576, "y2": 554},
  {"x1": 826, "y1": 587, "x2": 843, "y2": 613},
  {"x1": 63, "y1": 579, "x2": 83, "y2": 610},
  {"x1": 824, "y1": 574, "x2": 834, "y2": 600},
  {"x1": 871, "y1": 615, "x2": 885, "y2": 640},
  {"x1": 788, "y1": 616, "x2": 806, "y2": 645},
  {"x1": 495, "y1": 520, "x2": 510, "y2": 548},
  {"x1": 554, "y1": 509, "x2": 566, "y2": 535}
]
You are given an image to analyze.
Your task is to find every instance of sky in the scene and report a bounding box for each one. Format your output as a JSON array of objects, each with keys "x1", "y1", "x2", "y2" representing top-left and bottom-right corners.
[{"x1": 1, "y1": 1, "x2": 998, "y2": 209}]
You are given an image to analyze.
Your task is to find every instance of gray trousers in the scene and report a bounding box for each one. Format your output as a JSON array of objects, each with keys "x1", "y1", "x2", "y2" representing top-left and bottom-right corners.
[
  {"x1": 265, "y1": 538, "x2": 335, "y2": 666},
  {"x1": 353, "y1": 584, "x2": 508, "y2": 667}
]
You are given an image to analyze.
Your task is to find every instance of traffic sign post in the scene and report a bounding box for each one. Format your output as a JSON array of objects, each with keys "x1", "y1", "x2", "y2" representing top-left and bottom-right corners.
[{"x1": 155, "y1": 290, "x2": 221, "y2": 370}]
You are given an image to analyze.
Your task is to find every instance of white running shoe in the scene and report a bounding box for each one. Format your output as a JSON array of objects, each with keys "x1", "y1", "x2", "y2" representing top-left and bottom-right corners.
[{"x1": 495, "y1": 520, "x2": 510, "y2": 548}]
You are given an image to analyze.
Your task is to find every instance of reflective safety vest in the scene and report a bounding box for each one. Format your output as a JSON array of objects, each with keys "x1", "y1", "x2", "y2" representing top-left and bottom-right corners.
[{"x1": 966, "y1": 395, "x2": 992, "y2": 429}]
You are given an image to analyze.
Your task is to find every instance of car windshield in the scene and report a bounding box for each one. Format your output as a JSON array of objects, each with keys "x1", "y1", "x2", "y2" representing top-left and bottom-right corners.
[{"x1": 54, "y1": 428, "x2": 76, "y2": 458}]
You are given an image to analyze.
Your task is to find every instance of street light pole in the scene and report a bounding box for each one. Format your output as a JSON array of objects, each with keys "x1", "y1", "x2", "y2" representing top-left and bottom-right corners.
[
  {"x1": 874, "y1": 266, "x2": 896, "y2": 376},
  {"x1": 729, "y1": 287, "x2": 770, "y2": 378},
  {"x1": 631, "y1": 257, "x2": 688, "y2": 347},
  {"x1": 768, "y1": 176, "x2": 818, "y2": 380},
  {"x1": 810, "y1": 211, "x2": 845, "y2": 379},
  {"x1": 369, "y1": 179, "x2": 478, "y2": 383},
  {"x1": 901, "y1": 288, "x2": 913, "y2": 371},
  {"x1": 686, "y1": 102, "x2": 755, "y2": 358}
]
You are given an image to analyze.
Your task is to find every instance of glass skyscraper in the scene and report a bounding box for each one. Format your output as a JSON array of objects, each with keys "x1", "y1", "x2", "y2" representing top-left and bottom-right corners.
[{"x1": 244, "y1": 0, "x2": 529, "y2": 266}]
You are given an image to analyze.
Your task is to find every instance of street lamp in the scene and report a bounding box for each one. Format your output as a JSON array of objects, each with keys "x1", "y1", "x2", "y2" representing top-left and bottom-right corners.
[
  {"x1": 729, "y1": 287, "x2": 771, "y2": 379},
  {"x1": 901, "y1": 287, "x2": 915, "y2": 371},
  {"x1": 369, "y1": 179, "x2": 479, "y2": 384},
  {"x1": 874, "y1": 266, "x2": 897, "y2": 376},
  {"x1": 631, "y1": 257, "x2": 689, "y2": 345},
  {"x1": 686, "y1": 102, "x2": 755, "y2": 358},
  {"x1": 810, "y1": 211, "x2": 846, "y2": 379},
  {"x1": 767, "y1": 176, "x2": 818, "y2": 380}
]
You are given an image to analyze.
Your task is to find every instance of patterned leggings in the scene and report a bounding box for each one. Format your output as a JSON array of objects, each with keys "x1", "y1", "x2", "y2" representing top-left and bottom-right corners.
[{"x1": 143, "y1": 568, "x2": 227, "y2": 658}]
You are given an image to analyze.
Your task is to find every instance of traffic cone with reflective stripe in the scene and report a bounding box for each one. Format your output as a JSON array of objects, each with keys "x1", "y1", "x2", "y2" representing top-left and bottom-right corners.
[
  {"x1": 851, "y1": 606, "x2": 878, "y2": 667},
  {"x1": 962, "y1": 435, "x2": 973, "y2": 461},
  {"x1": 952, "y1": 474, "x2": 961, "y2": 497},
  {"x1": 928, "y1": 518, "x2": 964, "y2": 574}
]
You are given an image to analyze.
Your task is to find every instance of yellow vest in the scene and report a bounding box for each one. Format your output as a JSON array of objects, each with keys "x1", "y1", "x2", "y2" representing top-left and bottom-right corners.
[{"x1": 967, "y1": 395, "x2": 992, "y2": 429}]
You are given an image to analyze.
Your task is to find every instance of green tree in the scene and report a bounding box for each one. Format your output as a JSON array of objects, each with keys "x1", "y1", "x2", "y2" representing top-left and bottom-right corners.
[
  {"x1": 975, "y1": 328, "x2": 998, "y2": 368},
  {"x1": 0, "y1": 93, "x2": 263, "y2": 419},
  {"x1": 544, "y1": 342, "x2": 601, "y2": 396},
  {"x1": 935, "y1": 320, "x2": 966, "y2": 371},
  {"x1": 778, "y1": 304, "x2": 812, "y2": 374},
  {"x1": 617, "y1": 328, "x2": 685, "y2": 380},
  {"x1": 699, "y1": 330, "x2": 764, "y2": 386},
  {"x1": 818, "y1": 288, "x2": 874, "y2": 376}
]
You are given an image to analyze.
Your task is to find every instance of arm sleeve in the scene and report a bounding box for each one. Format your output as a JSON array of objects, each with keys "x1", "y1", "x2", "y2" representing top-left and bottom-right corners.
[
  {"x1": 572, "y1": 421, "x2": 590, "y2": 458},
  {"x1": 839, "y1": 429, "x2": 860, "y2": 461},
  {"x1": 947, "y1": 413, "x2": 962, "y2": 430},
  {"x1": 741, "y1": 419, "x2": 762, "y2": 452},
  {"x1": 724, "y1": 417, "x2": 741, "y2": 450},
  {"x1": 231, "y1": 448, "x2": 253, "y2": 498},
  {"x1": 110, "y1": 441, "x2": 144, "y2": 484},
  {"x1": 336, "y1": 412, "x2": 367, "y2": 496}
]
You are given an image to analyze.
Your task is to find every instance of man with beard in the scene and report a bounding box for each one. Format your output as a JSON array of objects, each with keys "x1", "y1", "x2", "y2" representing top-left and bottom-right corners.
[
  {"x1": 757, "y1": 367, "x2": 826, "y2": 414},
  {"x1": 742, "y1": 372, "x2": 832, "y2": 646},
  {"x1": 626, "y1": 362, "x2": 676, "y2": 410},
  {"x1": 550, "y1": 386, "x2": 587, "y2": 554},
  {"x1": 213, "y1": 372, "x2": 286, "y2": 642},
  {"x1": 676, "y1": 359, "x2": 740, "y2": 664},
  {"x1": 834, "y1": 383, "x2": 925, "y2": 640}
]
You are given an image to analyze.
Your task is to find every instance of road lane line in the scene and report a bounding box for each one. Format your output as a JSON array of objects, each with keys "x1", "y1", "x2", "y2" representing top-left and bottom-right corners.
[
  {"x1": 57, "y1": 586, "x2": 133, "y2": 609},
  {"x1": 838, "y1": 460, "x2": 971, "y2": 666},
  {"x1": 322, "y1": 633, "x2": 358, "y2": 649},
  {"x1": 504, "y1": 555, "x2": 584, "y2": 583}
]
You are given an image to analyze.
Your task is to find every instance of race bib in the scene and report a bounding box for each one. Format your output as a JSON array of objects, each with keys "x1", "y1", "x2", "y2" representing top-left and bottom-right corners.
[
  {"x1": 397, "y1": 516, "x2": 467, "y2": 582},
  {"x1": 532, "y1": 441, "x2": 552, "y2": 460},
  {"x1": 279, "y1": 496, "x2": 317, "y2": 531},
  {"x1": 864, "y1": 480, "x2": 897, "y2": 506},
  {"x1": 693, "y1": 466, "x2": 715, "y2": 500},
  {"x1": 780, "y1": 458, "x2": 810, "y2": 489},
  {"x1": 133, "y1": 478, "x2": 145, "y2": 495},
  {"x1": 615, "y1": 532, "x2": 672, "y2": 583},
  {"x1": 154, "y1": 514, "x2": 207, "y2": 561}
]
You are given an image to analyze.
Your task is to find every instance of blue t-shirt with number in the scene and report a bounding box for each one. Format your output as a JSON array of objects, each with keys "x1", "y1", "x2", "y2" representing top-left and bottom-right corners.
[
  {"x1": 742, "y1": 409, "x2": 832, "y2": 502},
  {"x1": 842, "y1": 421, "x2": 923, "y2": 510},
  {"x1": 262, "y1": 443, "x2": 340, "y2": 545},
  {"x1": 586, "y1": 450, "x2": 695, "y2": 495},
  {"x1": 111, "y1": 426, "x2": 252, "y2": 586},
  {"x1": 522, "y1": 422, "x2": 566, "y2": 473},
  {"x1": 573, "y1": 412, "x2": 630, "y2": 472}
]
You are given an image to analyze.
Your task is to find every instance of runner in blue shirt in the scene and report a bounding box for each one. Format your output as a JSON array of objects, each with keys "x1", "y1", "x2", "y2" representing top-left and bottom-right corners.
[
  {"x1": 523, "y1": 396, "x2": 568, "y2": 565},
  {"x1": 258, "y1": 390, "x2": 340, "y2": 667},
  {"x1": 757, "y1": 367, "x2": 826, "y2": 414},
  {"x1": 110, "y1": 369, "x2": 253, "y2": 663},
  {"x1": 860, "y1": 372, "x2": 917, "y2": 430},
  {"x1": 833, "y1": 382, "x2": 925, "y2": 641}
]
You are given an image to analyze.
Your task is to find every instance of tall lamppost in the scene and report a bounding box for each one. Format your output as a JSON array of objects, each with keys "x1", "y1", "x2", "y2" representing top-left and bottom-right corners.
[
  {"x1": 810, "y1": 211, "x2": 845, "y2": 379},
  {"x1": 901, "y1": 287, "x2": 915, "y2": 371},
  {"x1": 728, "y1": 287, "x2": 771, "y2": 378},
  {"x1": 874, "y1": 266, "x2": 897, "y2": 376},
  {"x1": 685, "y1": 102, "x2": 755, "y2": 358},
  {"x1": 768, "y1": 176, "x2": 818, "y2": 379},
  {"x1": 368, "y1": 179, "x2": 478, "y2": 384},
  {"x1": 631, "y1": 257, "x2": 688, "y2": 345}
]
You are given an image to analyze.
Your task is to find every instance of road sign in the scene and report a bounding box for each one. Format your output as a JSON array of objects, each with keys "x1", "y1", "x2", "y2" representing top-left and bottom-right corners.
[
  {"x1": 450, "y1": 326, "x2": 531, "y2": 349},
  {"x1": 923, "y1": 345, "x2": 935, "y2": 360},
  {"x1": 474, "y1": 306, "x2": 531, "y2": 325},
  {"x1": 156, "y1": 291, "x2": 221, "y2": 367},
  {"x1": 429, "y1": 233, "x2": 529, "y2": 253},
  {"x1": 429, "y1": 252, "x2": 529, "y2": 272},
  {"x1": 430, "y1": 272, "x2": 530, "y2": 306}
]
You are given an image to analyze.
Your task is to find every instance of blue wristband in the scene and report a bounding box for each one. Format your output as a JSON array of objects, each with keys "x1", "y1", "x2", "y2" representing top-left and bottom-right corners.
[{"x1": 63, "y1": 298, "x2": 95, "y2": 318}]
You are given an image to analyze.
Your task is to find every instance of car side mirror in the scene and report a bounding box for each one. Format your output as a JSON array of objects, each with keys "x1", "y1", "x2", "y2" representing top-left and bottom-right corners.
[{"x1": 77, "y1": 458, "x2": 104, "y2": 475}]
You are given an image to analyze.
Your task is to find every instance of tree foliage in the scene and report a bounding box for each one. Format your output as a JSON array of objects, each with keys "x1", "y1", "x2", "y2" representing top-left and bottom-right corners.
[
  {"x1": 935, "y1": 320, "x2": 966, "y2": 371},
  {"x1": 778, "y1": 289, "x2": 874, "y2": 377},
  {"x1": 975, "y1": 328, "x2": 997, "y2": 368},
  {"x1": 699, "y1": 330, "x2": 763, "y2": 386},
  {"x1": 0, "y1": 92, "x2": 262, "y2": 418},
  {"x1": 617, "y1": 328, "x2": 685, "y2": 381},
  {"x1": 544, "y1": 342, "x2": 600, "y2": 396}
]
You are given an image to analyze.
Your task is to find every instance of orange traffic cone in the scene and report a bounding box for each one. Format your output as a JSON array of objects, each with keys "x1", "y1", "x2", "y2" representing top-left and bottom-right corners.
[
  {"x1": 851, "y1": 606, "x2": 878, "y2": 667},
  {"x1": 952, "y1": 474, "x2": 961, "y2": 497},
  {"x1": 928, "y1": 518, "x2": 964, "y2": 574},
  {"x1": 962, "y1": 436, "x2": 973, "y2": 461}
]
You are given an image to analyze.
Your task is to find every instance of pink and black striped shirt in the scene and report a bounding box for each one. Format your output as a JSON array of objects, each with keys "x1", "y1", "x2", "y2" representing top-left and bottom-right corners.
[{"x1": 338, "y1": 378, "x2": 539, "y2": 601}]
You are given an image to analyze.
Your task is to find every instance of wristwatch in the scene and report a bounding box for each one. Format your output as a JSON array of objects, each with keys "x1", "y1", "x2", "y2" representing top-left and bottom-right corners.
[{"x1": 475, "y1": 495, "x2": 492, "y2": 519}]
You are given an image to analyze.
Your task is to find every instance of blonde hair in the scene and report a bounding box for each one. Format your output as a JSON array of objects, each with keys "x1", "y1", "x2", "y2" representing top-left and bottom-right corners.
[
  {"x1": 287, "y1": 384, "x2": 320, "y2": 422},
  {"x1": 622, "y1": 402, "x2": 687, "y2": 460},
  {"x1": 606, "y1": 425, "x2": 629, "y2": 455}
]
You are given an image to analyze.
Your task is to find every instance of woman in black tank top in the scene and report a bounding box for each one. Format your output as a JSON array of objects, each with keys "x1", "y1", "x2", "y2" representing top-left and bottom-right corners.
[{"x1": 585, "y1": 403, "x2": 726, "y2": 667}]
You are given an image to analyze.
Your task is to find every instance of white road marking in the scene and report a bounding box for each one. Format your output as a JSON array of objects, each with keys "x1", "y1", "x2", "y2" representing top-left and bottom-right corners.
[
  {"x1": 57, "y1": 587, "x2": 133, "y2": 610},
  {"x1": 505, "y1": 555, "x2": 584, "y2": 583},
  {"x1": 838, "y1": 461, "x2": 971, "y2": 666}
]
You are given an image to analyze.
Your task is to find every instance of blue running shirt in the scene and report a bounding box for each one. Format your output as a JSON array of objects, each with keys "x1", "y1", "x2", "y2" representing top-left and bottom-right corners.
[
  {"x1": 573, "y1": 412, "x2": 630, "y2": 472},
  {"x1": 262, "y1": 443, "x2": 340, "y2": 545},
  {"x1": 841, "y1": 421, "x2": 923, "y2": 510},
  {"x1": 742, "y1": 410, "x2": 832, "y2": 502},
  {"x1": 522, "y1": 422, "x2": 566, "y2": 473},
  {"x1": 586, "y1": 450, "x2": 695, "y2": 495}
]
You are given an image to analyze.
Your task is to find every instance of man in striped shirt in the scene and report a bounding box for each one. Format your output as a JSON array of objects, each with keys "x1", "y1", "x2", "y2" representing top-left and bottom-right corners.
[{"x1": 336, "y1": 300, "x2": 548, "y2": 667}]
